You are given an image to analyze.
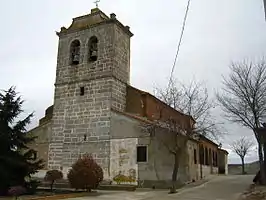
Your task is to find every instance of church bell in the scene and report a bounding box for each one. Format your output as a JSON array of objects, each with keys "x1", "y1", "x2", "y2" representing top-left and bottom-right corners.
[
  {"x1": 73, "y1": 54, "x2": 80, "y2": 62},
  {"x1": 90, "y1": 50, "x2": 97, "y2": 60}
]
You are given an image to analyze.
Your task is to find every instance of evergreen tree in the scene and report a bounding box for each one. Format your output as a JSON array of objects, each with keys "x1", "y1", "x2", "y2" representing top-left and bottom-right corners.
[{"x1": 0, "y1": 87, "x2": 44, "y2": 195}]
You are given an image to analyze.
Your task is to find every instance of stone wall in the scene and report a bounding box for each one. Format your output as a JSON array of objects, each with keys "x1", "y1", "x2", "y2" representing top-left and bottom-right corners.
[
  {"x1": 49, "y1": 9, "x2": 131, "y2": 174},
  {"x1": 113, "y1": 24, "x2": 131, "y2": 84},
  {"x1": 198, "y1": 165, "x2": 218, "y2": 178},
  {"x1": 49, "y1": 78, "x2": 112, "y2": 172},
  {"x1": 187, "y1": 140, "x2": 200, "y2": 181},
  {"x1": 111, "y1": 79, "x2": 127, "y2": 112},
  {"x1": 28, "y1": 121, "x2": 52, "y2": 169},
  {"x1": 218, "y1": 149, "x2": 229, "y2": 174}
]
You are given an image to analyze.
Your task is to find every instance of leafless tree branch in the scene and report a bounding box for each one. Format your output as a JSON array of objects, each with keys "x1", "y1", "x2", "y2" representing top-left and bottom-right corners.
[
  {"x1": 230, "y1": 136, "x2": 254, "y2": 174},
  {"x1": 217, "y1": 59, "x2": 266, "y2": 134},
  {"x1": 217, "y1": 58, "x2": 266, "y2": 182},
  {"x1": 230, "y1": 137, "x2": 254, "y2": 159},
  {"x1": 155, "y1": 79, "x2": 221, "y2": 140}
]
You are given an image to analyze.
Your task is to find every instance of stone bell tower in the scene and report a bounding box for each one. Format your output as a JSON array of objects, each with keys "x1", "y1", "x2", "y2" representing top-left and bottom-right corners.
[{"x1": 48, "y1": 8, "x2": 133, "y2": 176}]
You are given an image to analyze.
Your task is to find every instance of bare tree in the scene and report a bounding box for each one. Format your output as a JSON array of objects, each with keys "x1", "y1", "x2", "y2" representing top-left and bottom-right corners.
[
  {"x1": 230, "y1": 137, "x2": 254, "y2": 175},
  {"x1": 155, "y1": 79, "x2": 222, "y2": 140},
  {"x1": 148, "y1": 79, "x2": 220, "y2": 192},
  {"x1": 216, "y1": 58, "x2": 266, "y2": 184},
  {"x1": 144, "y1": 115, "x2": 194, "y2": 193}
]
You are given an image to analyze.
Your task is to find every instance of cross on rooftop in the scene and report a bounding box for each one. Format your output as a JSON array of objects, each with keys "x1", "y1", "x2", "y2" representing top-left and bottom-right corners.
[{"x1": 94, "y1": 0, "x2": 100, "y2": 8}]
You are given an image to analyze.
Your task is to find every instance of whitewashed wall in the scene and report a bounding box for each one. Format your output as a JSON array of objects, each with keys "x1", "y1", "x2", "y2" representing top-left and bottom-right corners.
[{"x1": 110, "y1": 138, "x2": 138, "y2": 182}]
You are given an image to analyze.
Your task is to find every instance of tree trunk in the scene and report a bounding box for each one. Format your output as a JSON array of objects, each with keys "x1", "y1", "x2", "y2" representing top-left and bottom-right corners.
[
  {"x1": 170, "y1": 154, "x2": 179, "y2": 194},
  {"x1": 264, "y1": 142, "x2": 266, "y2": 176},
  {"x1": 258, "y1": 142, "x2": 266, "y2": 185},
  {"x1": 50, "y1": 180, "x2": 54, "y2": 192},
  {"x1": 200, "y1": 164, "x2": 203, "y2": 179},
  {"x1": 241, "y1": 156, "x2": 245, "y2": 175}
]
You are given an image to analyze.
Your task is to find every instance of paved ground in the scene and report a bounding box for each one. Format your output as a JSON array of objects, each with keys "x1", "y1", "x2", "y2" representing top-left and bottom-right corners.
[{"x1": 68, "y1": 175, "x2": 254, "y2": 200}]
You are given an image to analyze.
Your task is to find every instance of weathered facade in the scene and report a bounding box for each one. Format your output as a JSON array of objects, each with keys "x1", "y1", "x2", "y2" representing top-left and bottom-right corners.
[
  {"x1": 29, "y1": 7, "x2": 228, "y2": 186},
  {"x1": 218, "y1": 148, "x2": 229, "y2": 175},
  {"x1": 48, "y1": 8, "x2": 133, "y2": 177},
  {"x1": 28, "y1": 106, "x2": 53, "y2": 170}
]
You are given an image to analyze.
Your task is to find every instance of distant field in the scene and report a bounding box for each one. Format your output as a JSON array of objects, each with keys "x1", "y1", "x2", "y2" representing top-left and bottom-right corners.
[{"x1": 228, "y1": 161, "x2": 259, "y2": 175}]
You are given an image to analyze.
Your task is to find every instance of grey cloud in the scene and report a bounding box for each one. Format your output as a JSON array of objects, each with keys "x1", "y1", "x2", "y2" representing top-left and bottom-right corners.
[{"x1": 1, "y1": 0, "x2": 266, "y2": 164}]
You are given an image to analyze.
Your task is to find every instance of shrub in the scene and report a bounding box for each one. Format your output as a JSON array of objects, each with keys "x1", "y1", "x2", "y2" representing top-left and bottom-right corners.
[
  {"x1": 128, "y1": 176, "x2": 136, "y2": 184},
  {"x1": 8, "y1": 186, "x2": 26, "y2": 199},
  {"x1": 67, "y1": 154, "x2": 103, "y2": 192},
  {"x1": 113, "y1": 174, "x2": 127, "y2": 185},
  {"x1": 113, "y1": 174, "x2": 136, "y2": 185},
  {"x1": 25, "y1": 179, "x2": 40, "y2": 194},
  {"x1": 44, "y1": 170, "x2": 63, "y2": 191}
]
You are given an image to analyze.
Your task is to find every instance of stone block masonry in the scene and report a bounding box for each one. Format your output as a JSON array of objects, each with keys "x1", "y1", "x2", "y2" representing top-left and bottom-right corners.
[
  {"x1": 48, "y1": 9, "x2": 133, "y2": 179},
  {"x1": 48, "y1": 78, "x2": 112, "y2": 171}
]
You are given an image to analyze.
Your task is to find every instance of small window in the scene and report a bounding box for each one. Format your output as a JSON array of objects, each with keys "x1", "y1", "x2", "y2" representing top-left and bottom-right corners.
[
  {"x1": 88, "y1": 36, "x2": 98, "y2": 62},
  {"x1": 194, "y1": 149, "x2": 197, "y2": 164},
  {"x1": 80, "y1": 87, "x2": 85, "y2": 96},
  {"x1": 137, "y1": 146, "x2": 147, "y2": 162},
  {"x1": 33, "y1": 151, "x2": 37, "y2": 160},
  {"x1": 70, "y1": 40, "x2": 81, "y2": 65}
]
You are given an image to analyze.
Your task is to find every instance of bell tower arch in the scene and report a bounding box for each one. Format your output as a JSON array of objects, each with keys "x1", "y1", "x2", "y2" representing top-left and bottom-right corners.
[{"x1": 48, "y1": 8, "x2": 133, "y2": 176}]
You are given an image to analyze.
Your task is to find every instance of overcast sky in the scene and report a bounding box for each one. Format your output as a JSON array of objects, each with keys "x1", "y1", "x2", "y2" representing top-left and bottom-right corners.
[{"x1": 1, "y1": 0, "x2": 266, "y2": 164}]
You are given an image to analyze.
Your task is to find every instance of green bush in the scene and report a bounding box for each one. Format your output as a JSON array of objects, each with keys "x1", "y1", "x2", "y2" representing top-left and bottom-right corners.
[{"x1": 67, "y1": 154, "x2": 103, "y2": 192}]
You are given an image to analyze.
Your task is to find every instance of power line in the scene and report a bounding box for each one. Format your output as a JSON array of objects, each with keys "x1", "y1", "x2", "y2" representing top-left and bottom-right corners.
[{"x1": 167, "y1": 0, "x2": 192, "y2": 89}]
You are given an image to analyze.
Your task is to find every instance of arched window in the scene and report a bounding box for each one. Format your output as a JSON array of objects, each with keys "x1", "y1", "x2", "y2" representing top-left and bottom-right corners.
[
  {"x1": 70, "y1": 40, "x2": 81, "y2": 65},
  {"x1": 88, "y1": 36, "x2": 98, "y2": 62}
]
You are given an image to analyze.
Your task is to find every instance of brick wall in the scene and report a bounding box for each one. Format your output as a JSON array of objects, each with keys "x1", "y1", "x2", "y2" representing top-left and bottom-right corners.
[{"x1": 125, "y1": 86, "x2": 194, "y2": 131}]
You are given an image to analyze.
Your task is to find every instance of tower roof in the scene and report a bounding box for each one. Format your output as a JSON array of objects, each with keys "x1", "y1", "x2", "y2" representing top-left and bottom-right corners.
[{"x1": 57, "y1": 8, "x2": 133, "y2": 37}]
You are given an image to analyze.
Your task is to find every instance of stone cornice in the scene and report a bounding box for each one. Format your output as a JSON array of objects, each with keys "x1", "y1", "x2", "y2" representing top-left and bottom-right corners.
[
  {"x1": 56, "y1": 8, "x2": 133, "y2": 38},
  {"x1": 54, "y1": 74, "x2": 127, "y2": 87}
]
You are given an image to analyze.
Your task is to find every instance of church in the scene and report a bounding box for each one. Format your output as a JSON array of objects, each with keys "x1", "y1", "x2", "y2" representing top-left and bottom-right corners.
[{"x1": 29, "y1": 7, "x2": 228, "y2": 188}]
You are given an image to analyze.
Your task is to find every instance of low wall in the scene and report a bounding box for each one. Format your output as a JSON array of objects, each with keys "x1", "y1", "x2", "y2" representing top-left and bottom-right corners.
[
  {"x1": 197, "y1": 165, "x2": 218, "y2": 179},
  {"x1": 32, "y1": 170, "x2": 47, "y2": 179},
  {"x1": 32, "y1": 169, "x2": 69, "y2": 179}
]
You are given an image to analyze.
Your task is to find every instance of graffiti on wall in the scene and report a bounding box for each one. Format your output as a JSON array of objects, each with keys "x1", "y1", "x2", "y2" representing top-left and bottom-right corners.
[
  {"x1": 119, "y1": 148, "x2": 129, "y2": 166},
  {"x1": 113, "y1": 168, "x2": 137, "y2": 185}
]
